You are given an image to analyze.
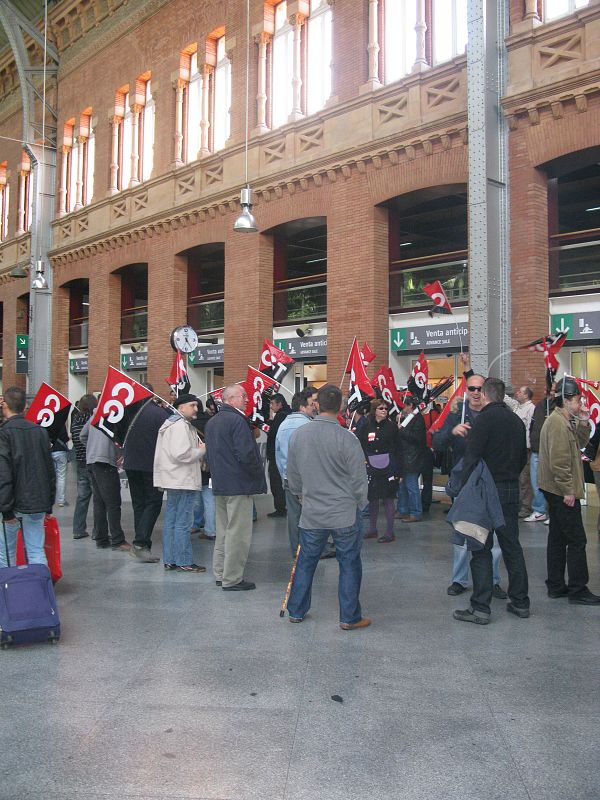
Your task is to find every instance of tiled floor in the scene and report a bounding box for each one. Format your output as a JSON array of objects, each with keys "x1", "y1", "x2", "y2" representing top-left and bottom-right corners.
[{"x1": 2, "y1": 477, "x2": 599, "y2": 800}]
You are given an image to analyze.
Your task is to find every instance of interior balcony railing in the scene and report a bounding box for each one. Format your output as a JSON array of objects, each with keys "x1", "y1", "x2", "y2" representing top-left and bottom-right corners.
[
  {"x1": 69, "y1": 317, "x2": 89, "y2": 349},
  {"x1": 187, "y1": 295, "x2": 225, "y2": 333},
  {"x1": 389, "y1": 255, "x2": 468, "y2": 311},
  {"x1": 121, "y1": 306, "x2": 148, "y2": 343},
  {"x1": 273, "y1": 274, "x2": 327, "y2": 325},
  {"x1": 551, "y1": 232, "x2": 600, "y2": 292}
]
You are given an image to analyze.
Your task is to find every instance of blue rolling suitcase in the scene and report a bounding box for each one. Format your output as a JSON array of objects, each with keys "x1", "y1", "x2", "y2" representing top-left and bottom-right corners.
[{"x1": 0, "y1": 522, "x2": 60, "y2": 649}]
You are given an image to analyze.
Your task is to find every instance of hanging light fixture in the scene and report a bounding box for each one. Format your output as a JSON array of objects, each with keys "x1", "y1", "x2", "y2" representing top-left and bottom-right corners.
[
  {"x1": 32, "y1": 259, "x2": 48, "y2": 290},
  {"x1": 9, "y1": 263, "x2": 28, "y2": 278},
  {"x1": 234, "y1": 0, "x2": 258, "y2": 233}
]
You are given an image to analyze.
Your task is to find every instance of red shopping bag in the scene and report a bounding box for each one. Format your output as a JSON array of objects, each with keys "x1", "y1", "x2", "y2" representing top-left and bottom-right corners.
[{"x1": 16, "y1": 515, "x2": 62, "y2": 584}]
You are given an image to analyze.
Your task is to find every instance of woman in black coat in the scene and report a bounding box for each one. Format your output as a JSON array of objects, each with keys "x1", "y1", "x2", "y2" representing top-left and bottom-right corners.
[
  {"x1": 357, "y1": 399, "x2": 401, "y2": 543},
  {"x1": 396, "y1": 395, "x2": 427, "y2": 522}
]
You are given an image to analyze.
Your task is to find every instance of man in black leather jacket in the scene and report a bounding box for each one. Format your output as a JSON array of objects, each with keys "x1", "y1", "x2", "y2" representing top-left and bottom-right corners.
[{"x1": 0, "y1": 386, "x2": 55, "y2": 568}]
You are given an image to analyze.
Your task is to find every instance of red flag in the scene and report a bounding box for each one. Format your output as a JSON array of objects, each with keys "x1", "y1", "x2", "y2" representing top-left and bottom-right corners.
[
  {"x1": 360, "y1": 341, "x2": 376, "y2": 366},
  {"x1": 166, "y1": 351, "x2": 191, "y2": 397},
  {"x1": 544, "y1": 332, "x2": 567, "y2": 374},
  {"x1": 577, "y1": 377, "x2": 600, "y2": 390},
  {"x1": 91, "y1": 366, "x2": 154, "y2": 443},
  {"x1": 371, "y1": 366, "x2": 403, "y2": 414},
  {"x1": 210, "y1": 387, "x2": 225, "y2": 407},
  {"x1": 429, "y1": 377, "x2": 466, "y2": 433},
  {"x1": 346, "y1": 339, "x2": 374, "y2": 411},
  {"x1": 574, "y1": 379, "x2": 600, "y2": 437},
  {"x1": 259, "y1": 338, "x2": 294, "y2": 382},
  {"x1": 242, "y1": 366, "x2": 280, "y2": 428},
  {"x1": 423, "y1": 281, "x2": 452, "y2": 313},
  {"x1": 408, "y1": 351, "x2": 428, "y2": 401},
  {"x1": 25, "y1": 383, "x2": 72, "y2": 445}
]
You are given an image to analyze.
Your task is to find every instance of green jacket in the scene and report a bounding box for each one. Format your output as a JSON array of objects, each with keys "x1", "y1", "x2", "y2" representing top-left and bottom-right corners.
[{"x1": 538, "y1": 409, "x2": 591, "y2": 499}]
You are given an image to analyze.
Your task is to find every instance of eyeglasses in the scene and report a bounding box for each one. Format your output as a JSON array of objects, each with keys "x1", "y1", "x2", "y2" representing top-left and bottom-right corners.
[
  {"x1": 376, "y1": 407, "x2": 388, "y2": 412},
  {"x1": 467, "y1": 386, "x2": 483, "y2": 392}
]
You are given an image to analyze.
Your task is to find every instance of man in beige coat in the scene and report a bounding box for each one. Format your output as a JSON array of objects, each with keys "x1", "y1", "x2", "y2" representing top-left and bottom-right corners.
[
  {"x1": 153, "y1": 394, "x2": 206, "y2": 573},
  {"x1": 538, "y1": 377, "x2": 600, "y2": 605}
]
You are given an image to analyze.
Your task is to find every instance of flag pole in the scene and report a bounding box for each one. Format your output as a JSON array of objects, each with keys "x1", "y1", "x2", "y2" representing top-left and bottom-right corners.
[{"x1": 339, "y1": 337, "x2": 357, "y2": 390}]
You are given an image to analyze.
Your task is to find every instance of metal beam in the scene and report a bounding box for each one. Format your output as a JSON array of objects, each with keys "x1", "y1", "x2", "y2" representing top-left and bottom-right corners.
[
  {"x1": 467, "y1": 0, "x2": 511, "y2": 380},
  {"x1": 0, "y1": 0, "x2": 59, "y2": 62}
]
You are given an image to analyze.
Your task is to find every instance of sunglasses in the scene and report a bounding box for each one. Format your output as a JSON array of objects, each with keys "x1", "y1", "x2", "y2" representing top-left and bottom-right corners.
[
  {"x1": 467, "y1": 386, "x2": 483, "y2": 392},
  {"x1": 376, "y1": 407, "x2": 388, "y2": 411}
]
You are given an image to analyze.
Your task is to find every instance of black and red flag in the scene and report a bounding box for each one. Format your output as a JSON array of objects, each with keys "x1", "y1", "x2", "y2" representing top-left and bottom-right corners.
[
  {"x1": 209, "y1": 386, "x2": 225, "y2": 408},
  {"x1": 166, "y1": 350, "x2": 191, "y2": 397},
  {"x1": 259, "y1": 339, "x2": 295, "y2": 382},
  {"x1": 243, "y1": 366, "x2": 281, "y2": 429},
  {"x1": 407, "y1": 351, "x2": 429, "y2": 402},
  {"x1": 360, "y1": 341, "x2": 376, "y2": 367},
  {"x1": 423, "y1": 281, "x2": 452, "y2": 314},
  {"x1": 25, "y1": 383, "x2": 72, "y2": 445},
  {"x1": 91, "y1": 367, "x2": 154, "y2": 444},
  {"x1": 518, "y1": 332, "x2": 568, "y2": 391},
  {"x1": 371, "y1": 366, "x2": 403, "y2": 415},
  {"x1": 346, "y1": 338, "x2": 374, "y2": 412}
]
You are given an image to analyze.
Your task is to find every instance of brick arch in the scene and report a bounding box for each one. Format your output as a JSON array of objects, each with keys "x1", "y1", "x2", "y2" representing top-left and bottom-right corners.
[{"x1": 529, "y1": 100, "x2": 600, "y2": 169}]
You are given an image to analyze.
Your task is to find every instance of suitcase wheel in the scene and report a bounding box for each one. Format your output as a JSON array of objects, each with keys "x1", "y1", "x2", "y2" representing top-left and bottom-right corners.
[{"x1": 48, "y1": 632, "x2": 59, "y2": 645}]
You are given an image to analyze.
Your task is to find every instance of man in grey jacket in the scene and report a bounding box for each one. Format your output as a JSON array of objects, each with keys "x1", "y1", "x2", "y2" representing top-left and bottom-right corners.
[{"x1": 285, "y1": 384, "x2": 370, "y2": 630}]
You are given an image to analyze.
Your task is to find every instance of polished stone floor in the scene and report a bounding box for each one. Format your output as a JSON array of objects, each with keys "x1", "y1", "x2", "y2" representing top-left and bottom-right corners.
[{"x1": 2, "y1": 473, "x2": 600, "y2": 800}]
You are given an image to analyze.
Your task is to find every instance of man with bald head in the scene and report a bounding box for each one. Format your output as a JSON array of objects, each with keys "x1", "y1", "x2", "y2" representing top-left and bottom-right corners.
[{"x1": 204, "y1": 384, "x2": 267, "y2": 591}]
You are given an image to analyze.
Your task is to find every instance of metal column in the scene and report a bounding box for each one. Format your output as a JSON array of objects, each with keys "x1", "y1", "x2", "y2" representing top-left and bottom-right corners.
[{"x1": 467, "y1": 0, "x2": 510, "y2": 379}]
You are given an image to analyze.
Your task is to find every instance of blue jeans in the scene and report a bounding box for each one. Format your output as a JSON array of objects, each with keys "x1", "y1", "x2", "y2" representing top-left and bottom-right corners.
[
  {"x1": 452, "y1": 535, "x2": 502, "y2": 587},
  {"x1": 529, "y1": 452, "x2": 547, "y2": 515},
  {"x1": 0, "y1": 513, "x2": 47, "y2": 568},
  {"x1": 162, "y1": 489, "x2": 195, "y2": 566},
  {"x1": 72, "y1": 462, "x2": 94, "y2": 537},
  {"x1": 193, "y1": 491, "x2": 205, "y2": 529},
  {"x1": 397, "y1": 473, "x2": 422, "y2": 519},
  {"x1": 287, "y1": 517, "x2": 364, "y2": 624},
  {"x1": 201, "y1": 484, "x2": 216, "y2": 537},
  {"x1": 52, "y1": 451, "x2": 68, "y2": 504}
]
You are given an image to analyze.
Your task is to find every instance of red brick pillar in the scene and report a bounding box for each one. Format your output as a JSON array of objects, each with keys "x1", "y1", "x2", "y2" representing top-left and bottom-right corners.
[
  {"x1": 147, "y1": 250, "x2": 187, "y2": 390},
  {"x1": 51, "y1": 283, "x2": 70, "y2": 396},
  {"x1": 88, "y1": 266, "x2": 121, "y2": 392},
  {"x1": 2, "y1": 289, "x2": 25, "y2": 390},
  {"x1": 327, "y1": 183, "x2": 389, "y2": 389},
  {"x1": 223, "y1": 228, "x2": 274, "y2": 383},
  {"x1": 509, "y1": 142, "x2": 549, "y2": 393}
]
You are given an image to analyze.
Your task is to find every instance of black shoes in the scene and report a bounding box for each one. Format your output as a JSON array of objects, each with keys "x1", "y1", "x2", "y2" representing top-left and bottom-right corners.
[
  {"x1": 447, "y1": 582, "x2": 466, "y2": 596},
  {"x1": 73, "y1": 532, "x2": 89, "y2": 540},
  {"x1": 568, "y1": 590, "x2": 600, "y2": 605},
  {"x1": 507, "y1": 603, "x2": 530, "y2": 618},
  {"x1": 492, "y1": 584, "x2": 507, "y2": 600},
  {"x1": 96, "y1": 540, "x2": 110, "y2": 549},
  {"x1": 267, "y1": 510, "x2": 286, "y2": 518},
  {"x1": 547, "y1": 585, "x2": 569, "y2": 598},
  {"x1": 453, "y1": 608, "x2": 489, "y2": 625},
  {"x1": 222, "y1": 580, "x2": 256, "y2": 591},
  {"x1": 215, "y1": 580, "x2": 222, "y2": 586}
]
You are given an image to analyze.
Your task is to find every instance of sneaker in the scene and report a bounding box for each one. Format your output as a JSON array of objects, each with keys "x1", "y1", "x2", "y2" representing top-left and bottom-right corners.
[
  {"x1": 453, "y1": 608, "x2": 490, "y2": 625},
  {"x1": 177, "y1": 564, "x2": 206, "y2": 572},
  {"x1": 222, "y1": 580, "x2": 256, "y2": 590},
  {"x1": 289, "y1": 616, "x2": 303, "y2": 623},
  {"x1": 492, "y1": 584, "x2": 507, "y2": 600},
  {"x1": 506, "y1": 603, "x2": 530, "y2": 618},
  {"x1": 447, "y1": 582, "x2": 466, "y2": 596},
  {"x1": 377, "y1": 534, "x2": 395, "y2": 543},
  {"x1": 544, "y1": 518, "x2": 550, "y2": 526},
  {"x1": 340, "y1": 617, "x2": 371, "y2": 631},
  {"x1": 130, "y1": 546, "x2": 160, "y2": 563},
  {"x1": 523, "y1": 512, "x2": 547, "y2": 522},
  {"x1": 111, "y1": 542, "x2": 132, "y2": 551},
  {"x1": 163, "y1": 563, "x2": 177, "y2": 570}
]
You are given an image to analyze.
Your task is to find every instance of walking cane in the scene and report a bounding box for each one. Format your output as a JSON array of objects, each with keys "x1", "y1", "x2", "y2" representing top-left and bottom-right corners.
[{"x1": 279, "y1": 544, "x2": 301, "y2": 617}]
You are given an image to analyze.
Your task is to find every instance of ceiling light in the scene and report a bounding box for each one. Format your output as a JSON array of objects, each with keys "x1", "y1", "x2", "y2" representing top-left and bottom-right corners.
[
  {"x1": 585, "y1": 206, "x2": 600, "y2": 212},
  {"x1": 399, "y1": 242, "x2": 413, "y2": 247},
  {"x1": 9, "y1": 264, "x2": 28, "y2": 278},
  {"x1": 32, "y1": 260, "x2": 48, "y2": 290}
]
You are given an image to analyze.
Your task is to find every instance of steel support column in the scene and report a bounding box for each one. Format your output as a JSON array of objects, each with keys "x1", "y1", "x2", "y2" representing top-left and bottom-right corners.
[
  {"x1": 0, "y1": 0, "x2": 58, "y2": 392},
  {"x1": 466, "y1": 0, "x2": 510, "y2": 379}
]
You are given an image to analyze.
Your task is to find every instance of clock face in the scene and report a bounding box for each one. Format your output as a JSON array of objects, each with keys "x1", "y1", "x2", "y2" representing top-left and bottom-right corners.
[{"x1": 171, "y1": 325, "x2": 199, "y2": 353}]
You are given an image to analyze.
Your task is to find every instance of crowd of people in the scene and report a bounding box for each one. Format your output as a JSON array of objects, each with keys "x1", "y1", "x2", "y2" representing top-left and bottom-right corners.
[{"x1": 0, "y1": 354, "x2": 599, "y2": 628}]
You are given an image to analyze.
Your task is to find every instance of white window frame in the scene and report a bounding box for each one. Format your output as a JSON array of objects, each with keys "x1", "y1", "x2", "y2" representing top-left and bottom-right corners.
[
  {"x1": 141, "y1": 80, "x2": 154, "y2": 181},
  {"x1": 272, "y1": 1, "x2": 294, "y2": 129},
  {"x1": 213, "y1": 37, "x2": 231, "y2": 152},
  {"x1": 544, "y1": 0, "x2": 589, "y2": 22},
  {"x1": 186, "y1": 51, "x2": 202, "y2": 162},
  {"x1": 119, "y1": 92, "x2": 132, "y2": 190},
  {"x1": 306, "y1": 0, "x2": 333, "y2": 115},
  {"x1": 432, "y1": 0, "x2": 467, "y2": 66},
  {"x1": 383, "y1": 0, "x2": 418, "y2": 84}
]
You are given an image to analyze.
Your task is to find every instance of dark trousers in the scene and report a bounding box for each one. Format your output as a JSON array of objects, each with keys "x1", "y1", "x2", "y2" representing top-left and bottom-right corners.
[
  {"x1": 268, "y1": 458, "x2": 286, "y2": 513},
  {"x1": 126, "y1": 469, "x2": 164, "y2": 549},
  {"x1": 543, "y1": 490, "x2": 589, "y2": 595},
  {"x1": 72, "y1": 462, "x2": 95, "y2": 537},
  {"x1": 89, "y1": 462, "x2": 125, "y2": 546},
  {"x1": 421, "y1": 449, "x2": 434, "y2": 511},
  {"x1": 470, "y1": 481, "x2": 529, "y2": 616}
]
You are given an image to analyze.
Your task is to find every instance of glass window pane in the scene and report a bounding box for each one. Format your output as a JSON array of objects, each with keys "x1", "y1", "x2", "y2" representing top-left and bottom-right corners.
[
  {"x1": 455, "y1": 0, "x2": 467, "y2": 55},
  {"x1": 187, "y1": 72, "x2": 202, "y2": 161},
  {"x1": 213, "y1": 41, "x2": 231, "y2": 151},
  {"x1": 307, "y1": 6, "x2": 332, "y2": 114},
  {"x1": 272, "y1": 23, "x2": 293, "y2": 128},
  {"x1": 432, "y1": 0, "x2": 453, "y2": 64},
  {"x1": 85, "y1": 133, "x2": 94, "y2": 205}
]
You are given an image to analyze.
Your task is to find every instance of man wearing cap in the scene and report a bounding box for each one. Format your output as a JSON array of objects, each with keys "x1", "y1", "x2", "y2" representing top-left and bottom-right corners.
[
  {"x1": 538, "y1": 377, "x2": 600, "y2": 605},
  {"x1": 153, "y1": 394, "x2": 206, "y2": 573}
]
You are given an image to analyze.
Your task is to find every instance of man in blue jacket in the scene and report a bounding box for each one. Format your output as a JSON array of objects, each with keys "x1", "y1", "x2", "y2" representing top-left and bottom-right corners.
[{"x1": 205, "y1": 384, "x2": 267, "y2": 591}]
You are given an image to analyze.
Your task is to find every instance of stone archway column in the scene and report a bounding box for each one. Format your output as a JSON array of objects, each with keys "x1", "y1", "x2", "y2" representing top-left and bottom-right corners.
[
  {"x1": 224, "y1": 226, "x2": 274, "y2": 383},
  {"x1": 327, "y1": 183, "x2": 389, "y2": 388}
]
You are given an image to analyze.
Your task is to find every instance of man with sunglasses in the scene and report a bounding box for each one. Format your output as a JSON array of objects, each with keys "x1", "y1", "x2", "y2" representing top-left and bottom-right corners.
[{"x1": 432, "y1": 362, "x2": 505, "y2": 598}]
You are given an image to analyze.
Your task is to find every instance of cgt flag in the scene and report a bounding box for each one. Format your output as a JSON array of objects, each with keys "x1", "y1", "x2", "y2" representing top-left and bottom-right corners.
[
  {"x1": 166, "y1": 350, "x2": 191, "y2": 397},
  {"x1": 371, "y1": 366, "x2": 403, "y2": 415},
  {"x1": 91, "y1": 366, "x2": 154, "y2": 444},
  {"x1": 429, "y1": 377, "x2": 466, "y2": 433},
  {"x1": 243, "y1": 366, "x2": 280, "y2": 429},
  {"x1": 360, "y1": 341, "x2": 376, "y2": 367},
  {"x1": 25, "y1": 383, "x2": 72, "y2": 445},
  {"x1": 407, "y1": 351, "x2": 428, "y2": 401},
  {"x1": 346, "y1": 339, "x2": 374, "y2": 412},
  {"x1": 423, "y1": 281, "x2": 452, "y2": 313},
  {"x1": 574, "y1": 378, "x2": 600, "y2": 438},
  {"x1": 260, "y1": 339, "x2": 295, "y2": 382}
]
